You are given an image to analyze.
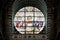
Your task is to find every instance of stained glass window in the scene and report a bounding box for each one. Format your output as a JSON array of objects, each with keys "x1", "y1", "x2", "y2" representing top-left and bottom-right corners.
[{"x1": 14, "y1": 6, "x2": 45, "y2": 34}]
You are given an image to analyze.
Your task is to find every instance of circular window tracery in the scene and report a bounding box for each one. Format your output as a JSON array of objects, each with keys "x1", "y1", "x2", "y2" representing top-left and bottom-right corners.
[{"x1": 14, "y1": 6, "x2": 45, "y2": 34}]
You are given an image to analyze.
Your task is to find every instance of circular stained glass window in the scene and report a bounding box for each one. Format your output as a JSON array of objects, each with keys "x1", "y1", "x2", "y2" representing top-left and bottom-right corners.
[{"x1": 14, "y1": 6, "x2": 45, "y2": 34}]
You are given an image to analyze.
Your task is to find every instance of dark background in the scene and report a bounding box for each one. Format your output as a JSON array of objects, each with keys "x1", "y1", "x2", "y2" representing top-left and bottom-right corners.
[{"x1": 0, "y1": 0, "x2": 60, "y2": 40}]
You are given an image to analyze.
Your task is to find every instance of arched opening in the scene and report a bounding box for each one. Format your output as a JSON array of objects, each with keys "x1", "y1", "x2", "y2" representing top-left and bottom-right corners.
[{"x1": 11, "y1": 0, "x2": 47, "y2": 40}]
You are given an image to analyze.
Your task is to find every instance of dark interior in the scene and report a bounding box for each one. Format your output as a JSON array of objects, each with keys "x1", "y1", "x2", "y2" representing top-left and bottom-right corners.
[{"x1": 0, "y1": 0, "x2": 60, "y2": 40}]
